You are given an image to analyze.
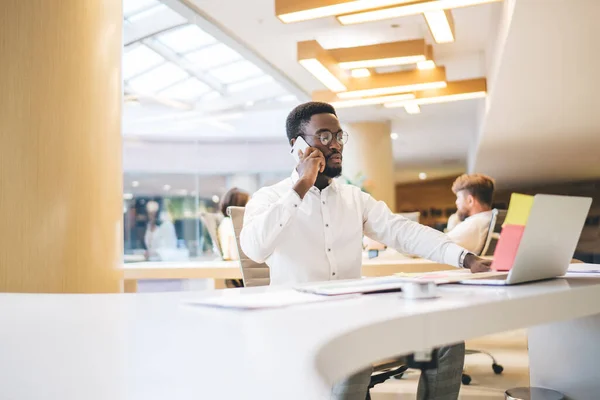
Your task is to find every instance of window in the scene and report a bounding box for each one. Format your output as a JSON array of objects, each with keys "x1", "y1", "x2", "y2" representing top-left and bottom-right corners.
[
  {"x1": 159, "y1": 78, "x2": 213, "y2": 100},
  {"x1": 185, "y1": 43, "x2": 242, "y2": 71},
  {"x1": 128, "y1": 63, "x2": 189, "y2": 93},
  {"x1": 123, "y1": 45, "x2": 165, "y2": 80},
  {"x1": 124, "y1": 0, "x2": 159, "y2": 17},
  {"x1": 210, "y1": 60, "x2": 264, "y2": 84},
  {"x1": 157, "y1": 25, "x2": 217, "y2": 53}
]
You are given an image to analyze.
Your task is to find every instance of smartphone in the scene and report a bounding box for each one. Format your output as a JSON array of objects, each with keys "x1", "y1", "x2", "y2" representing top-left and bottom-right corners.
[{"x1": 290, "y1": 136, "x2": 310, "y2": 163}]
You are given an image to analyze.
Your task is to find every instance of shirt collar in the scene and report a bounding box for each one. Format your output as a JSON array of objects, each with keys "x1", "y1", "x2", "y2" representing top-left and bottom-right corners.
[{"x1": 290, "y1": 169, "x2": 339, "y2": 192}]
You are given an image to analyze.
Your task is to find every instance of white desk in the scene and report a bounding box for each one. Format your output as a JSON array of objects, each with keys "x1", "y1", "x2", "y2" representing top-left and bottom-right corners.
[
  {"x1": 1, "y1": 274, "x2": 600, "y2": 399},
  {"x1": 121, "y1": 257, "x2": 452, "y2": 292}
]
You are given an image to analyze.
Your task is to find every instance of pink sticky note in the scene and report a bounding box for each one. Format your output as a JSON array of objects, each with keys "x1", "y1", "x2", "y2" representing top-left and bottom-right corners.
[{"x1": 492, "y1": 224, "x2": 526, "y2": 271}]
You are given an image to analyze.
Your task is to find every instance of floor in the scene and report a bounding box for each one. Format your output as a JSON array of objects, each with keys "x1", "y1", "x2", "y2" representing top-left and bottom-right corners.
[{"x1": 371, "y1": 330, "x2": 530, "y2": 399}]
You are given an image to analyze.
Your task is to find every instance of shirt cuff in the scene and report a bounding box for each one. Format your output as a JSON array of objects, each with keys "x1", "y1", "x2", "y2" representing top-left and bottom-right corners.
[
  {"x1": 278, "y1": 189, "x2": 303, "y2": 224},
  {"x1": 443, "y1": 243, "x2": 466, "y2": 268}
]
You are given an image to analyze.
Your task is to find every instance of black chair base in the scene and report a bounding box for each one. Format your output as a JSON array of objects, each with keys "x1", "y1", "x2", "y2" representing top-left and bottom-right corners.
[{"x1": 367, "y1": 365, "x2": 408, "y2": 399}]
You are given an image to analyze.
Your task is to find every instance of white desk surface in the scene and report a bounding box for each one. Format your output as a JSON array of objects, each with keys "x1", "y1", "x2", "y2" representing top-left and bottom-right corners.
[{"x1": 1, "y1": 272, "x2": 600, "y2": 400}]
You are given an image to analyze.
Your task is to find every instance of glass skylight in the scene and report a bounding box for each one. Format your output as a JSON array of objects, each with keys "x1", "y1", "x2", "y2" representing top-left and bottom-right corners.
[
  {"x1": 127, "y1": 3, "x2": 170, "y2": 23},
  {"x1": 123, "y1": 44, "x2": 165, "y2": 80},
  {"x1": 210, "y1": 60, "x2": 264, "y2": 84},
  {"x1": 185, "y1": 43, "x2": 242, "y2": 71},
  {"x1": 128, "y1": 63, "x2": 189, "y2": 93},
  {"x1": 156, "y1": 25, "x2": 217, "y2": 53},
  {"x1": 123, "y1": 0, "x2": 159, "y2": 17},
  {"x1": 122, "y1": 0, "x2": 292, "y2": 109},
  {"x1": 228, "y1": 75, "x2": 274, "y2": 92},
  {"x1": 159, "y1": 78, "x2": 212, "y2": 100}
]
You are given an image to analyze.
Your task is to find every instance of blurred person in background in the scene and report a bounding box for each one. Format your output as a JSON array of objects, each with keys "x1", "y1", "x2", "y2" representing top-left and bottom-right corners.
[
  {"x1": 144, "y1": 200, "x2": 178, "y2": 261},
  {"x1": 447, "y1": 174, "x2": 496, "y2": 254},
  {"x1": 218, "y1": 188, "x2": 250, "y2": 261},
  {"x1": 445, "y1": 212, "x2": 461, "y2": 233}
]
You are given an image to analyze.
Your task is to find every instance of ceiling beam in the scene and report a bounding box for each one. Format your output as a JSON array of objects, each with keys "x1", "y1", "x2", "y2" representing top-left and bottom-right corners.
[{"x1": 124, "y1": 15, "x2": 185, "y2": 46}]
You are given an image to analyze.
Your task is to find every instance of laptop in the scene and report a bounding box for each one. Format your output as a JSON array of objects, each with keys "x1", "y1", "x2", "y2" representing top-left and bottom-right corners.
[{"x1": 460, "y1": 194, "x2": 592, "y2": 286}]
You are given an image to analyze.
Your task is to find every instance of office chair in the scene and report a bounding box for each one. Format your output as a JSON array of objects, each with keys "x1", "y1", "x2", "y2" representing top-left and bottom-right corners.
[
  {"x1": 227, "y1": 206, "x2": 408, "y2": 398},
  {"x1": 227, "y1": 206, "x2": 271, "y2": 287},
  {"x1": 200, "y1": 211, "x2": 244, "y2": 287},
  {"x1": 199, "y1": 212, "x2": 224, "y2": 257},
  {"x1": 461, "y1": 209, "x2": 507, "y2": 385}
]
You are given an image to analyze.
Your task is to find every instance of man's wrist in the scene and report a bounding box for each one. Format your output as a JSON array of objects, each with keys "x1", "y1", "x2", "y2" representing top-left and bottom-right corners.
[
  {"x1": 459, "y1": 250, "x2": 474, "y2": 268},
  {"x1": 293, "y1": 177, "x2": 313, "y2": 199}
]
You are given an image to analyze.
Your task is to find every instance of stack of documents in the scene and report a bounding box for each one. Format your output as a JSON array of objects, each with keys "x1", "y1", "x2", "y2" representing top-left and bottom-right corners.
[
  {"x1": 296, "y1": 276, "x2": 409, "y2": 296},
  {"x1": 186, "y1": 290, "x2": 356, "y2": 310},
  {"x1": 567, "y1": 263, "x2": 600, "y2": 274}
]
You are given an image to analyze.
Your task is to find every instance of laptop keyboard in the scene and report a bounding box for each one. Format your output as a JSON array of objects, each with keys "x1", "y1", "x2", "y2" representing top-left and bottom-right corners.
[{"x1": 469, "y1": 273, "x2": 509, "y2": 281}]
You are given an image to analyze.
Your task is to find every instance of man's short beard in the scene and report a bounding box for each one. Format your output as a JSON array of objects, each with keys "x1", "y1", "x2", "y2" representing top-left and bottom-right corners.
[{"x1": 323, "y1": 165, "x2": 342, "y2": 178}]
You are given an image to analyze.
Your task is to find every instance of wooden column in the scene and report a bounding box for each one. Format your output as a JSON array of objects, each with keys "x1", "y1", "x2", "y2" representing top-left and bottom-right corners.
[
  {"x1": 344, "y1": 121, "x2": 396, "y2": 210},
  {"x1": 0, "y1": 0, "x2": 123, "y2": 292}
]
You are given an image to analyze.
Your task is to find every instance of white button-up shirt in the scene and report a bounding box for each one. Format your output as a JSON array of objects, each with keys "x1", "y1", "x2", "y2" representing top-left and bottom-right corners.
[
  {"x1": 240, "y1": 171, "x2": 465, "y2": 286},
  {"x1": 447, "y1": 210, "x2": 494, "y2": 255}
]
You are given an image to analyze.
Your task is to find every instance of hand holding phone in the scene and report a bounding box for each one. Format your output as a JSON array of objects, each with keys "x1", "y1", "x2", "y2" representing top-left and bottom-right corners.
[
  {"x1": 290, "y1": 136, "x2": 310, "y2": 163},
  {"x1": 290, "y1": 137, "x2": 325, "y2": 198}
]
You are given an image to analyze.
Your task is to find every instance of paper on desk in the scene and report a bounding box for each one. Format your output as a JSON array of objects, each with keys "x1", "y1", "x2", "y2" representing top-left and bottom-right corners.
[
  {"x1": 186, "y1": 291, "x2": 357, "y2": 310},
  {"x1": 567, "y1": 263, "x2": 600, "y2": 274},
  {"x1": 394, "y1": 270, "x2": 506, "y2": 283}
]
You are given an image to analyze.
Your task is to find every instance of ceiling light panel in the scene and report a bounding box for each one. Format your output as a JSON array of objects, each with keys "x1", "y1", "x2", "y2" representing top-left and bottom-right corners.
[
  {"x1": 404, "y1": 103, "x2": 421, "y2": 114},
  {"x1": 298, "y1": 40, "x2": 349, "y2": 92},
  {"x1": 330, "y1": 39, "x2": 430, "y2": 69},
  {"x1": 337, "y1": 67, "x2": 448, "y2": 99},
  {"x1": 351, "y1": 68, "x2": 371, "y2": 78},
  {"x1": 313, "y1": 90, "x2": 415, "y2": 108},
  {"x1": 276, "y1": 0, "x2": 418, "y2": 23},
  {"x1": 424, "y1": 9, "x2": 455, "y2": 43},
  {"x1": 337, "y1": 0, "x2": 502, "y2": 25},
  {"x1": 384, "y1": 78, "x2": 487, "y2": 107}
]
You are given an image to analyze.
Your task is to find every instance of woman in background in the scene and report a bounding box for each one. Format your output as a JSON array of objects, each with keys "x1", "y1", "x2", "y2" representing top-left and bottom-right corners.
[
  {"x1": 144, "y1": 200, "x2": 178, "y2": 261},
  {"x1": 218, "y1": 188, "x2": 250, "y2": 261}
]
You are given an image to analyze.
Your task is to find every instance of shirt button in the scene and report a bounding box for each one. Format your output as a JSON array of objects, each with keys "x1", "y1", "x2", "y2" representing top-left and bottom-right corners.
[
  {"x1": 332, "y1": 272, "x2": 336, "y2": 276},
  {"x1": 280, "y1": 224, "x2": 283, "y2": 227},
  {"x1": 322, "y1": 201, "x2": 325, "y2": 205},
  {"x1": 328, "y1": 248, "x2": 331, "y2": 252},
  {"x1": 325, "y1": 224, "x2": 329, "y2": 227}
]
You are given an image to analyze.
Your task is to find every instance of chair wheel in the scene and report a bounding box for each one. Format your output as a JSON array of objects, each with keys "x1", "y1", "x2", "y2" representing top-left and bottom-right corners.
[
  {"x1": 462, "y1": 374, "x2": 472, "y2": 385},
  {"x1": 492, "y1": 363, "x2": 504, "y2": 374}
]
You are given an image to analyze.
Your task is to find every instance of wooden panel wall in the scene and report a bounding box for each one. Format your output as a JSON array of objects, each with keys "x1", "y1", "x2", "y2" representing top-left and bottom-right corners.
[{"x1": 395, "y1": 177, "x2": 459, "y2": 229}]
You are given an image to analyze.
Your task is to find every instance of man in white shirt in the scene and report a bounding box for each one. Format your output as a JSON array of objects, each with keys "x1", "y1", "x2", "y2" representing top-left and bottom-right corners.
[
  {"x1": 241, "y1": 102, "x2": 491, "y2": 400},
  {"x1": 447, "y1": 174, "x2": 496, "y2": 255}
]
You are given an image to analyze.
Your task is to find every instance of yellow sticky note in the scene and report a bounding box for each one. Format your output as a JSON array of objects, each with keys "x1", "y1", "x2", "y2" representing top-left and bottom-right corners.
[{"x1": 503, "y1": 193, "x2": 534, "y2": 226}]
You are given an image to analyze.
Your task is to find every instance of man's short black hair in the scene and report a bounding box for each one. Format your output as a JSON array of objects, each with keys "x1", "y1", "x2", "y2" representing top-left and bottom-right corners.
[{"x1": 285, "y1": 101, "x2": 337, "y2": 145}]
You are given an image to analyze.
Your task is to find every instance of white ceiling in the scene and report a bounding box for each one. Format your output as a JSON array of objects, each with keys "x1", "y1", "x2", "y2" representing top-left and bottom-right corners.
[
  {"x1": 473, "y1": 0, "x2": 600, "y2": 187},
  {"x1": 123, "y1": 0, "x2": 502, "y2": 182},
  {"x1": 188, "y1": 0, "x2": 497, "y2": 93}
]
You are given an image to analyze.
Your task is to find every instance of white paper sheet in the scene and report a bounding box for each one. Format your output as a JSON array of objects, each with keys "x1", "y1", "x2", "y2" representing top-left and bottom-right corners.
[{"x1": 186, "y1": 290, "x2": 357, "y2": 310}]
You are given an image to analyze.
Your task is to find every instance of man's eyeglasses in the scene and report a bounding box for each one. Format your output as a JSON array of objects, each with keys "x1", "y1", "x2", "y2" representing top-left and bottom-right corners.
[{"x1": 302, "y1": 131, "x2": 349, "y2": 146}]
